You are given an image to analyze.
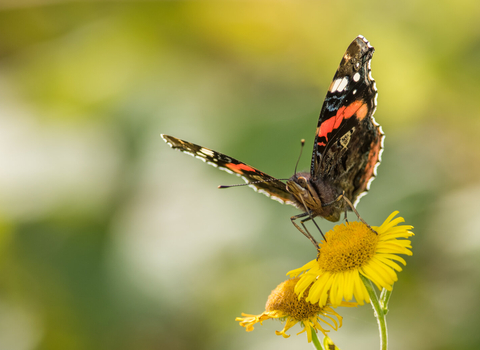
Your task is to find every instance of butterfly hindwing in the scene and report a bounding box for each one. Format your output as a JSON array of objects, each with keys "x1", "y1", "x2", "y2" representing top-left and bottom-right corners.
[{"x1": 161, "y1": 134, "x2": 296, "y2": 205}]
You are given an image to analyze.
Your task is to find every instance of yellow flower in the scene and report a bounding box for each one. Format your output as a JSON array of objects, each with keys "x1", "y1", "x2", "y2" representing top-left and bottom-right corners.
[
  {"x1": 236, "y1": 278, "x2": 356, "y2": 343},
  {"x1": 288, "y1": 211, "x2": 414, "y2": 308}
]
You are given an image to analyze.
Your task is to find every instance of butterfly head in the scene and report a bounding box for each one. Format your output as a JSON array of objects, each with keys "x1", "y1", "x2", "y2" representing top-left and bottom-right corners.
[{"x1": 286, "y1": 173, "x2": 322, "y2": 211}]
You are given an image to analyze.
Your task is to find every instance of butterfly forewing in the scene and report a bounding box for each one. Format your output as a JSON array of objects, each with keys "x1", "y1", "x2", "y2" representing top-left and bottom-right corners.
[
  {"x1": 310, "y1": 35, "x2": 383, "y2": 205},
  {"x1": 161, "y1": 134, "x2": 296, "y2": 205}
]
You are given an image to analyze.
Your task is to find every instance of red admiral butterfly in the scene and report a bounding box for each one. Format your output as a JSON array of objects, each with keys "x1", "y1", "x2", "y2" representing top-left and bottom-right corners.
[{"x1": 162, "y1": 35, "x2": 384, "y2": 247}]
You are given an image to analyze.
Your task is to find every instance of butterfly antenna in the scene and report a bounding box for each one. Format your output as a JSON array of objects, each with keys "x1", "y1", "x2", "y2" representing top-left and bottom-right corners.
[
  {"x1": 294, "y1": 139, "x2": 305, "y2": 175},
  {"x1": 218, "y1": 178, "x2": 290, "y2": 189}
]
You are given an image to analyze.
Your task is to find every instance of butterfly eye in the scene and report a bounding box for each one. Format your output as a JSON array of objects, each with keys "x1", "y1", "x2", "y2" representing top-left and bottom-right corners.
[{"x1": 297, "y1": 177, "x2": 308, "y2": 187}]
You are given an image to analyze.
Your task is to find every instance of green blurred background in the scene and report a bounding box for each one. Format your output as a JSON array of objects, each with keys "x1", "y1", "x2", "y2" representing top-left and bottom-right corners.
[{"x1": 0, "y1": 1, "x2": 479, "y2": 349}]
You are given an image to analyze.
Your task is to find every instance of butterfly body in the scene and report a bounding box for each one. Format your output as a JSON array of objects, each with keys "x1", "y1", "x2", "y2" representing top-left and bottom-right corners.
[
  {"x1": 286, "y1": 172, "x2": 340, "y2": 222},
  {"x1": 162, "y1": 35, "x2": 383, "y2": 245}
]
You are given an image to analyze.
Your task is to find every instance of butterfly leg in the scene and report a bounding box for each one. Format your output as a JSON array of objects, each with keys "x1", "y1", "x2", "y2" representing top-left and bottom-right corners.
[
  {"x1": 290, "y1": 213, "x2": 319, "y2": 249},
  {"x1": 322, "y1": 191, "x2": 377, "y2": 234},
  {"x1": 321, "y1": 193, "x2": 344, "y2": 207},
  {"x1": 341, "y1": 193, "x2": 378, "y2": 235},
  {"x1": 300, "y1": 216, "x2": 326, "y2": 242}
]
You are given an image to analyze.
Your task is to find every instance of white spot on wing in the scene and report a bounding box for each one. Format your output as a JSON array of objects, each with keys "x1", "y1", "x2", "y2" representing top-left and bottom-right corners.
[
  {"x1": 337, "y1": 77, "x2": 349, "y2": 92},
  {"x1": 330, "y1": 78, "x2": 342, "y2": 92},
  {"x1": 353, "y1": 72, "x2": 361, "y2": 82},
  {"x1": 200, "y1": 148, "x2": 215, "y2": 157}
]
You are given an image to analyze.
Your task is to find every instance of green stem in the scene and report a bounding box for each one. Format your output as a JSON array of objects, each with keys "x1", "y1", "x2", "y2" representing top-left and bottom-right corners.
[
  {"x1": 311, "y1": 329, "x2": 324, "y2": 350},
  {"x1": 379, "y1": 286, "x2": 393, "y2": 315},
  {"x1": 360, "y1": 274, "x2": 388, "y2": 350}
]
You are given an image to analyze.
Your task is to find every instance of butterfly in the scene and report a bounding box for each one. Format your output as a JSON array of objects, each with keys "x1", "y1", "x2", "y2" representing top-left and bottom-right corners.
[{"x1": 162, "y1": 35, "x2": 384, "y2": 247}]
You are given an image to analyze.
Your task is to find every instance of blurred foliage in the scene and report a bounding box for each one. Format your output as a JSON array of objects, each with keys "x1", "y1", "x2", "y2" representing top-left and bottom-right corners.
[{"x1": 0, "y1": 1, "x2": 480, "y2": 350}]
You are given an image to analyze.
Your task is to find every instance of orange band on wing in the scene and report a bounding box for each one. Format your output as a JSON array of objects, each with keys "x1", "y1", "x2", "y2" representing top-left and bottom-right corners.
[
  {"x1": 355, "y1": 102, "x2": 369, "y2": 121},
  {"x1": 225, "y1": 163, "x2": 255, "y2": 173},
  {"x1": 317, "y1": 100, "x2": 366, "y2": 140}
]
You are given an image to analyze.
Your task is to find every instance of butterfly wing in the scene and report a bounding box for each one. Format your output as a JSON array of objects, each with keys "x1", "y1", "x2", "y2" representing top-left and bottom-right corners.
[
  {"x1": 162, "y1": 134, "x2": 297, "y2": 205},
  {"x1": 310, "y1": 35, "x2": 384, "y2": 205}
]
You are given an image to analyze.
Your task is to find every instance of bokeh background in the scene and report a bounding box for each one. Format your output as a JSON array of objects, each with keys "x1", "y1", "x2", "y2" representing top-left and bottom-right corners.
[{"x1": 1, "y1": 1, "x2": 479, "y2": 349}]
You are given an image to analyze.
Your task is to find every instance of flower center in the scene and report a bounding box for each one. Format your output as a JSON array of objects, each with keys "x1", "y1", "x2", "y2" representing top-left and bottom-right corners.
[
  {"x1": 266, "y1": 278, "x2": 322, "y2": 321},
  {"x1": 317, "y1": 221, "x2": 379, "y2": 273}
]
